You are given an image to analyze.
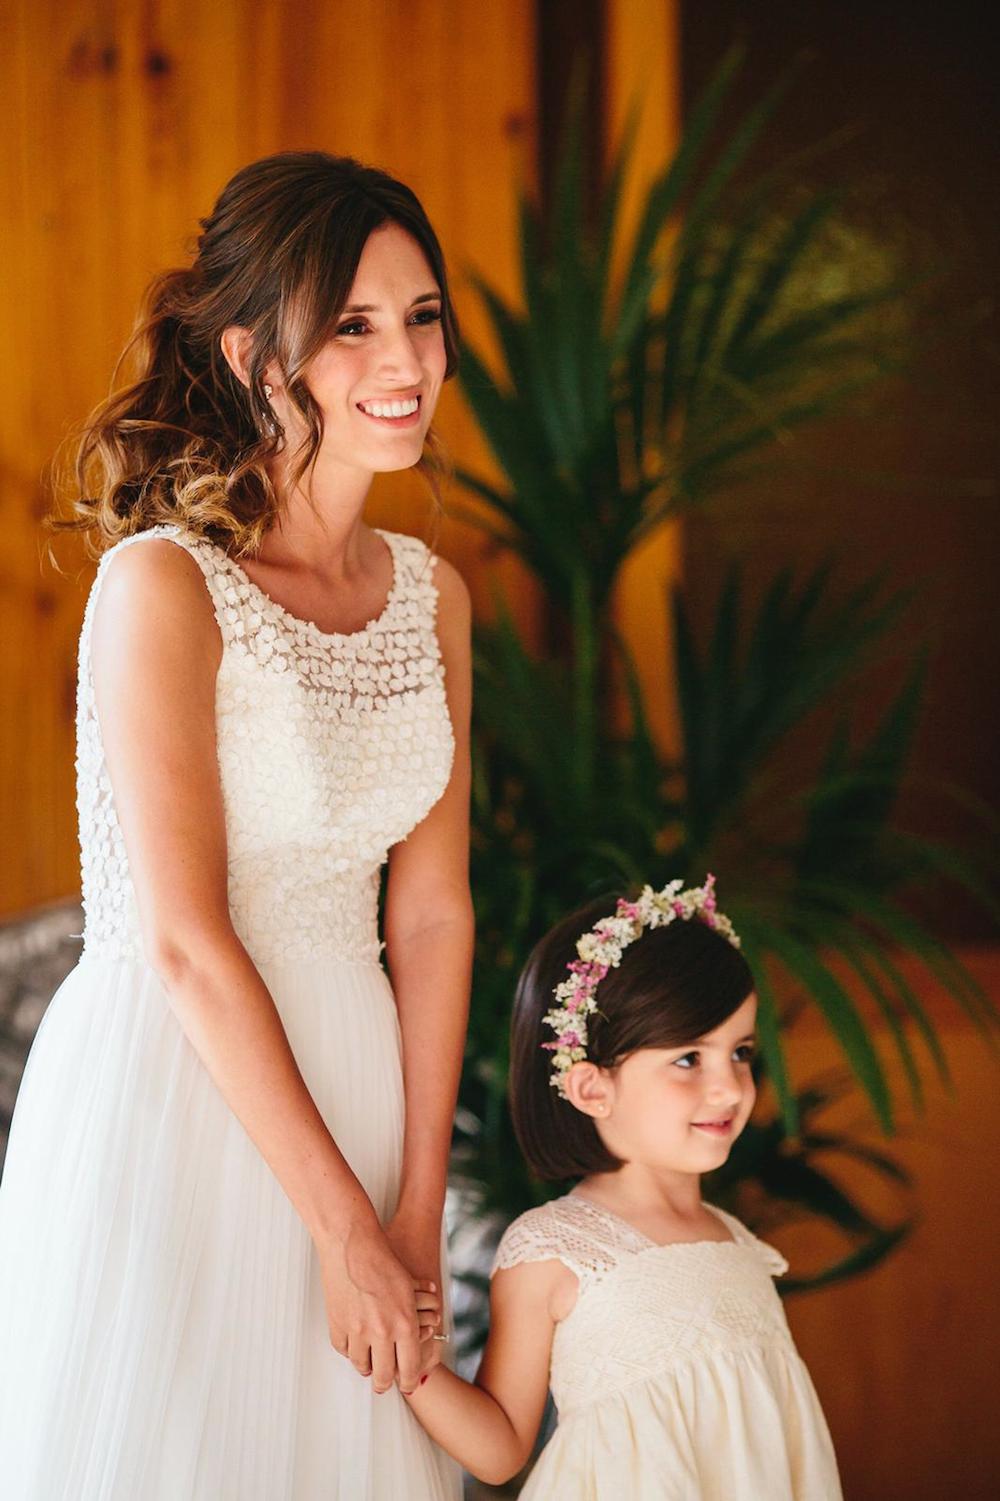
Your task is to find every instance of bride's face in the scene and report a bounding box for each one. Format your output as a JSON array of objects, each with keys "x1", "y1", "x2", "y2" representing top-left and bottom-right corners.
[{"x1": 272, "y1": 220, "x2": 447, "y2": 478}]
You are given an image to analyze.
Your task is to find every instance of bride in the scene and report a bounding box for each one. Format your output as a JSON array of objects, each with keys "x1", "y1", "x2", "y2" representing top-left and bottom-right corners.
[{"x1": 0, "y1": 150, "x2": 471, "y2": 1500}]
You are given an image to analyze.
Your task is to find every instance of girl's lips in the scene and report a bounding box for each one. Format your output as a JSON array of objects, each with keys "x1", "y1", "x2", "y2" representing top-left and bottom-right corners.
[{"x1": 692, "y1": 1118, "x2": 734, "y2": 1136}]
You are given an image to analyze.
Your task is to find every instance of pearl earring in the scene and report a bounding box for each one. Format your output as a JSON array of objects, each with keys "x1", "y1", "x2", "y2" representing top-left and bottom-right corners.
[{"x1": 263, "y1": 383, "x2": 273, "y2": 399}]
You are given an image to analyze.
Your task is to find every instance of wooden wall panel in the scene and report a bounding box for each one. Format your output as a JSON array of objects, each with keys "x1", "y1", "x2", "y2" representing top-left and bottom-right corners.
[
  {"x1": 775, "y1": 949, "x2": 1000, "y2": 1499},
  {"x1": 1, "y1": 0, "x2": 537, "y2": 915},
  {"x1": 604, "y1": 0, "x2": 683, "y2": 756}
]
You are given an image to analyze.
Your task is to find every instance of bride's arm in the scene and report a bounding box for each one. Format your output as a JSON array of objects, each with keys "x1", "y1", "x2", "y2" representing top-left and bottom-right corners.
[
  {"x1": 89, "y1": 538, "x2": 435, "y2": 1396},
  {"x1": 382, "y1": 556, "x2": 473, "y2": 1265}
]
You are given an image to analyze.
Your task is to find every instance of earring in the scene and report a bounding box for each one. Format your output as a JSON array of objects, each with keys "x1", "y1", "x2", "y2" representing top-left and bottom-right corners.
[{"x1": 263, "y1": 383, "x2": 273, "y2": 399}]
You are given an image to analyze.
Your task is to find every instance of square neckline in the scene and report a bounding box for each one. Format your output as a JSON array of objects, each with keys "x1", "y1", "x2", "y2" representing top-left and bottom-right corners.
[{"x1": 566, "y1": 1189, "x2": 739, "y2": 1251}]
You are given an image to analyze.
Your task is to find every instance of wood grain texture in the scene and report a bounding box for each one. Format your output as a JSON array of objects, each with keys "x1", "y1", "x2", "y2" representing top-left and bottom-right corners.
[
  {"x1": 1, "y1": 0, "x2": 537, "y2": 914},
  {"x1": 604, "y1": 0, "x2": 683, "y2": 755}
]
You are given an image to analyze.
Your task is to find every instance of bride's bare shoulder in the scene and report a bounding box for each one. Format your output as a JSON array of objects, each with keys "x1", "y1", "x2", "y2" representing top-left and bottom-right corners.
[{"x1": 91, "y1": 534, "x2": 220, "y2": 671}]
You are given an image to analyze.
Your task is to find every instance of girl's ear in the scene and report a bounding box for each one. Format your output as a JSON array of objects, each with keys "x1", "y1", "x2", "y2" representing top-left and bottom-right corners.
[
  {"x1": 219, "y1": 326, "x2": 255, "y2": 388},
  {"x1": 562, "y1": 1062, "x2": 613, "y2": 1119}
]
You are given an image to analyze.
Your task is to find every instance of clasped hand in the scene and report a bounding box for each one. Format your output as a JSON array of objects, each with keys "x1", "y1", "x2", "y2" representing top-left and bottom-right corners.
[{"x1": 318, "y1": 1212, "x2": 444, "y2": 1396}]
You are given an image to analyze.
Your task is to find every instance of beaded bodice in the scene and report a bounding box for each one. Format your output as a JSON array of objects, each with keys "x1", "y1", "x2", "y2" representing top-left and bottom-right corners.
[
  {"x1": 75, "y1": 523, "x2": 455, "y2": 966},
  {"x1": 492, "y1": 1193, "x2": 792, "y2": 1417}
]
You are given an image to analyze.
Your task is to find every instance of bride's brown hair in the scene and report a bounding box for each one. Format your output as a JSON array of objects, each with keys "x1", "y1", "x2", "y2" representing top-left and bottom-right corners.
[{"x1": 52, "y1": 151, "x2": 460, "y2": 558}]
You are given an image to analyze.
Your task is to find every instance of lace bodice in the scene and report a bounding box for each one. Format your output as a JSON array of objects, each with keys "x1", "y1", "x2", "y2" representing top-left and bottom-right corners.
[
  {"x1": 75, "y1": 523, "x2": 455, "y2": 966},
  {"x1": 492, "y1": 1192, "x2": 792, "y2": 1416}
]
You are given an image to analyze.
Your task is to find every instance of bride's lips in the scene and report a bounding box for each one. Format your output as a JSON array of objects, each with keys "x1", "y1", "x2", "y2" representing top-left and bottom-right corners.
[{"x1": 356, "y1": 395, "x2": 422, "y2": 429}]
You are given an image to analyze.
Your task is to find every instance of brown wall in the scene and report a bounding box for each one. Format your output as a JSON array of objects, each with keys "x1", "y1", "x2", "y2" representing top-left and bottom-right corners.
[
  {"x1": 678, "y1": 0, "x2": 1000, "y2": 944},
  {"x1": 776, "y1": 949, "x2": 1000, "y2": 1500},
  {"x1": 0, "y1": 0, "x2": 538, "y2": 915}
]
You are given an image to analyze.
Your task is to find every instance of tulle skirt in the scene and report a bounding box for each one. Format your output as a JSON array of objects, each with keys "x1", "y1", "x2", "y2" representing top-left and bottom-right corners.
[{"x1": 0, "y1": 951, "x2": 461, "y2": 1501}]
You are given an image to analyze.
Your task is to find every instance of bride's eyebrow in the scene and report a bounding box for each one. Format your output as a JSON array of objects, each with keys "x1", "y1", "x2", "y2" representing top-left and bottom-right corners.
[{"x1": 341, "y1": 291, "x2": 442, "y2": 314}]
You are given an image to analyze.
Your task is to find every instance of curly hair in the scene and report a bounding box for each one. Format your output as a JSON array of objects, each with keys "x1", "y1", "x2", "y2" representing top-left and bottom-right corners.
[{"x1": 52, "y1": 151, "x2": 460, "y2": 558}]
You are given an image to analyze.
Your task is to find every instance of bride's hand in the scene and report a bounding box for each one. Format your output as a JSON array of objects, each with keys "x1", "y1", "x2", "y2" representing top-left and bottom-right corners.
[
  {"x1": 384, "y1": 1205, "x2": 448, "y2": 1379},
  {"x1": 316, "y1": 1214, "x2": 438, "y2": 1396}
]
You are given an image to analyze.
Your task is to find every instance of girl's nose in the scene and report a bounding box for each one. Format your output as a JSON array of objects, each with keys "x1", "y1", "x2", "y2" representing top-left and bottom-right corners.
[{"x1": 704, "y1": 1065, "x2": 744, "y2": 1107}]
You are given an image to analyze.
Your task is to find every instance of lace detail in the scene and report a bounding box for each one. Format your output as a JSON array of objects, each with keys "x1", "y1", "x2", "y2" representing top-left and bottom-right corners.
[
  {"x1": 76, "y1": 523, "x2": 455, "y2": 965},
  {"x1": 492, "y1": 1193, "x2": 652, "y2": 1295},
  {"x1": 491, "y1": 1193, "x2": 794, "y2": 1415}
]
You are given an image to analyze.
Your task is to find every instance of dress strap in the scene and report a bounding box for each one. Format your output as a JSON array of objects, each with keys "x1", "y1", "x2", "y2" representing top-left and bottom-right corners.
[
  {"x1": 375, "y1": 529, "x2": 443, "y2": 627},
  {"x1": 705, "y1": 1204, "x2": 789, "y2": 1277}
]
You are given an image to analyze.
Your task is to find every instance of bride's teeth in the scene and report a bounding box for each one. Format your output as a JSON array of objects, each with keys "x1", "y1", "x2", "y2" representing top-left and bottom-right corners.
[{"x1": 360, "y1": 397, "x2": 419, "y2": 418}]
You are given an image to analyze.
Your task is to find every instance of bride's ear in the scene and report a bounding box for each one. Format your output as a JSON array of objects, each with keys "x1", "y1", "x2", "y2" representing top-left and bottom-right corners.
[
  {"x1": 219, "y1": 326, "x2": 255, "y2": 388},
  {"x1": 562, "y1": 1062, "x2": 613, "y2": 1120}
]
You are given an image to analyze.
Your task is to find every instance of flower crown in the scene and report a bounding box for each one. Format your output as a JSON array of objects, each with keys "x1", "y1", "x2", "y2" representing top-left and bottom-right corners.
[{"x1": 540, "y1": 874, "x2": 741, "y2": 1099}]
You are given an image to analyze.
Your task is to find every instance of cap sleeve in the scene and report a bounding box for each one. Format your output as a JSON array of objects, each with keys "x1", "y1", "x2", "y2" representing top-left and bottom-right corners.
[
  {"x1": 490, "y1": 1203, "x2": 574, "y2": 1277},
  {"x1": 490, "y1": 1196, "x2": 627, "y2": 1295},
  {"x1": 707, "y1": 1204, "x2": 789, "y2": 1277}
]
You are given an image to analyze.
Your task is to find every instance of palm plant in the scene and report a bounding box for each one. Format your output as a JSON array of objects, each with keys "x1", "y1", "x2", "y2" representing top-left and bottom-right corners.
[{"x1": 450, "y1": 46, "x2": 998, "y2": 1317}]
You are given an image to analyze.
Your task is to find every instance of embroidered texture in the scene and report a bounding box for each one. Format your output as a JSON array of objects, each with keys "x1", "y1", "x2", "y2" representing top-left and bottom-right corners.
[
  {"x1": 491, "y1": 1194, "x2": 792, "y2": 1414},
  {"x1": 76, "y1": 524, "x2": 455, "y2": 965}
]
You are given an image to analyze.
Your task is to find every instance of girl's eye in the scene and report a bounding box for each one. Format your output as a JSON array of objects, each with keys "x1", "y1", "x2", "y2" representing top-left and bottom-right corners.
[
  {"x1": 336, "y1": 308, "x2": 442, "y2": 338},
  {"x1": 734, "y1": 1043, "x2": 756, "y2": 1064},
  {"x1": 672, "y1": 1052, "x2": 699, "y2": 1070}
]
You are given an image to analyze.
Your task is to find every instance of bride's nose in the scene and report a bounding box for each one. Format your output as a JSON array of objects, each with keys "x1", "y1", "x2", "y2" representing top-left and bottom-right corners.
[{"x1": 373, "y1": 323, "x2": 424, "y2": 381}]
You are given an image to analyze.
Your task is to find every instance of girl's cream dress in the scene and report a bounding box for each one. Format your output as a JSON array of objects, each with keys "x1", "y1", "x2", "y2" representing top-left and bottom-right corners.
[{"x1": 493, "y1": 1190, "x2": 843, "y2": 1500}]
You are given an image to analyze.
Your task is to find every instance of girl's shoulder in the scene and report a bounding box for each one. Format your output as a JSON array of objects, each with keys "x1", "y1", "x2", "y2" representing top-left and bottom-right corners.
[
  {"x1": 490, "y1": 1193, "x2": 648, "y2": 1291},
  {"x1": 704, "y1": 1203, "x2": 789, "y2": 1276}
]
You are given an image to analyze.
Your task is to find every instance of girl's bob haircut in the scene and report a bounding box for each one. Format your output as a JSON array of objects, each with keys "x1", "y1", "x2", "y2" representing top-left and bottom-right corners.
[{"x1": 509, "y1": 891, "x2": 757, "y2": 1182}]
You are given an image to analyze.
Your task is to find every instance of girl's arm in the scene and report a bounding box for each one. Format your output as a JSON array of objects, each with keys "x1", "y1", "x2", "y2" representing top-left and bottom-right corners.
[
  {"x1": 405, "y1": 1259, "x2": 569, "y2": 1486},
  {"x1": 381, "y1": 557, "x2": 473, "y2": 1282},
  {"x1": 90, "y1": 540, "x2": 435, "y2": 1395}
]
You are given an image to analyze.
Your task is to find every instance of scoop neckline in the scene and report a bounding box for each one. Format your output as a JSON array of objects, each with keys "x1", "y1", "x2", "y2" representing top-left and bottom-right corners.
[
  {"x1": 566, "y1": 1190, "x2": 739, "y2": 1251},
  {"x1": 207, "y1": 526, "x2": 402, "y2": 645}
]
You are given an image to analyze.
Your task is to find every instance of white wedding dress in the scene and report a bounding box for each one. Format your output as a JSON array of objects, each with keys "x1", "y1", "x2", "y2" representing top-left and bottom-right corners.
[{"x1": 0, "y1": 523, "x2": 463, "y2": 1501}]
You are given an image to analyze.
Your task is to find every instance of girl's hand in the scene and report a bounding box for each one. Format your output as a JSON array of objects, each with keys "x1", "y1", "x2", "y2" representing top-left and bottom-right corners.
[
  {"x1": 415, "y1": 1278, "x2": 443, "y2": 1342},
  {"x1": 316, "y1": 1213, "x2": 432, "y2": 1395},
  {"x1": 384, "y1": 1204, "x2": 445, "y2": 1338}
]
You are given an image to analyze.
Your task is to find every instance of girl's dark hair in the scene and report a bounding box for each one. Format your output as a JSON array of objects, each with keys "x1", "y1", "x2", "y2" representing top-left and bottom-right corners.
[
  {"x1": 52, "y1": 151, "x2": 460, "y2": 557},
  {"x1": 510, "y1": 892, "x2": 756, "y2": 1182}
]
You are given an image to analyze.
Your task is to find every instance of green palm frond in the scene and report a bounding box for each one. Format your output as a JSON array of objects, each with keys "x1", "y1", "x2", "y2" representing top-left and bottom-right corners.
[
  {"x1": 456, "y1": 49, "x2": 912, "y2": 618},
  {"x1": 450, "y1": 50, "x2": 996, "y2": 1319},
  {"x1": 672, "y1": 556, "x2": 912, "y2": 849}
]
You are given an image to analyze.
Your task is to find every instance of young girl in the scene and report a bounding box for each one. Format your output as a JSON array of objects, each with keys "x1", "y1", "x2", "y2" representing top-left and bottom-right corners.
[{"x1": 406, "y1": 876, "x2": 843, "y2": 1498}]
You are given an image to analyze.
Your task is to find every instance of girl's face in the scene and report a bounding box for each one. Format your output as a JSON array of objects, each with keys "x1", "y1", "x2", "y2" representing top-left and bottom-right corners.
[
  {"x1": 272, "y1": 220, "x2": 447, "y2": 479},
  {"x1": 597, "y1": 993, "x2": 758, "y2": 1174}
]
